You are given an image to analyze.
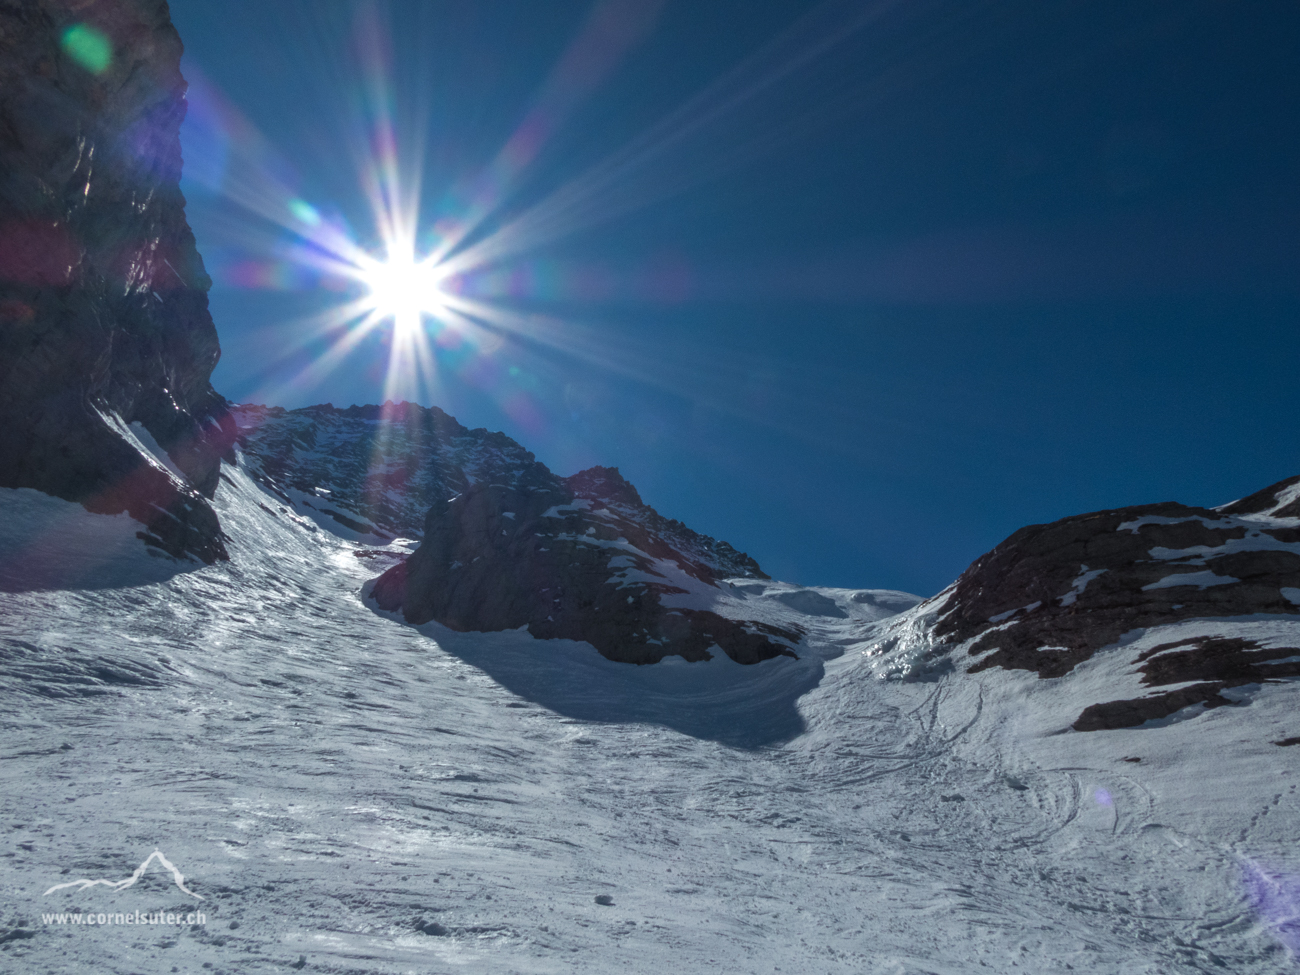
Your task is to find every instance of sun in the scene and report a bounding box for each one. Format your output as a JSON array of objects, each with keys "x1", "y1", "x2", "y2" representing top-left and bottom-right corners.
[{"x1": 358, "y1": 250, "x2": 449, "y2": 337}]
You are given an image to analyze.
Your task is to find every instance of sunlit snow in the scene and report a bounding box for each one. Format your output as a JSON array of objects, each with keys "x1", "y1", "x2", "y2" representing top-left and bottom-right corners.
[{"x1": 1, "y1": 463, "x2": 1298, "y2": 973}]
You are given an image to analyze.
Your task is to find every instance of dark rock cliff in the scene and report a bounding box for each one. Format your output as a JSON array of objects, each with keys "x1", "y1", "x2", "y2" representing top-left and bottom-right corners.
[
  {"x1": 924, "y1": 475, "x2": 1300, "y2": 729},
  {"x1": 0, "y1": 0, "x2": 234, "y2": 562},
  {"x1": 232, "y1": 401, "x2": 543, "y2": 541},
  {"x1": 232, "y1": 404, "x2": 775, "y2": 582},
  {"x1": 371, "y1": 462, "x2": 799, "y2": 666}
]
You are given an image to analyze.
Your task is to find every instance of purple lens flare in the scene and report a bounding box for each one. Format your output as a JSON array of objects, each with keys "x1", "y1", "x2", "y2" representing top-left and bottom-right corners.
[{"x1": 1242, "y1": 859, "x2": 1300, "y2": 957}]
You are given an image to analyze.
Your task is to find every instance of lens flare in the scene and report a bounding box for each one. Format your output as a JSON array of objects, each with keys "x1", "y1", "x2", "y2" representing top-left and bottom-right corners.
[
  {"x1": 1242, "y1": 859, "x2": 1300, "y2": 957},
  {"x1": 62, "y1": 24, "x2": 113, "y2": 75},
  {"x1": 187, "y1": 0, "x2": 908, "y2": 437}
]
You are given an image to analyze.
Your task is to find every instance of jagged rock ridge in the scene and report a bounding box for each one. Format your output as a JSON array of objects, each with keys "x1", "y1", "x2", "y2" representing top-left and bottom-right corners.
[
  {"x1": 563, "y1": 465, "x2": 766, "y2": 582},
  {"x1": 370, "y1": 456, "x2": 796, "y2": 666},
  {"x1": 233, "y1": 401, "x2": 767, "y2": 579},
  {"x1": 0, "y1": 0, "x2": 234, "y2": 562},
  {"x1": 232, "y1": 401, "x2": 540, "y2": 540}
]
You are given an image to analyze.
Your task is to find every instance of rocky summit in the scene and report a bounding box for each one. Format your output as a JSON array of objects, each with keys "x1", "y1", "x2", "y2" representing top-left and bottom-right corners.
[
  {"x1": 227, "y1": 400, "x2": 791, "y2": 666},
  {"x1": 231, "y1": 401, "x2": 545, "y2": 541},
  {"x1": 0, "y1": 0, "x2": 234, "y2": 562},
  {"x1": 904, "y1": 474, "x2": 1300, "y2": 729},
  {"x1": 371, "y1": 459, "x2": 799, "y2": 666}
]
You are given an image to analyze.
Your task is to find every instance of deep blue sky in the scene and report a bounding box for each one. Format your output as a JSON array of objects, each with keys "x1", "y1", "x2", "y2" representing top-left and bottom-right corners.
[{"x1": 170, "y1": 0, "x2": 1300, "y2": 595}]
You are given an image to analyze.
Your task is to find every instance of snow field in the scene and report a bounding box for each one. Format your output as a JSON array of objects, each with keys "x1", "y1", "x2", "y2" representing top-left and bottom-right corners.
[{"x1": 0, "y1": 459, "x2": 1296, "y2": 973}]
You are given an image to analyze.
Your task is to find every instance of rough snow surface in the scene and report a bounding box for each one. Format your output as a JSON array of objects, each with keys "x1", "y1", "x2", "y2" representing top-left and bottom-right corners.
[{"x1": 1, "y1": 468, "x2": 1298, "y2": 973}]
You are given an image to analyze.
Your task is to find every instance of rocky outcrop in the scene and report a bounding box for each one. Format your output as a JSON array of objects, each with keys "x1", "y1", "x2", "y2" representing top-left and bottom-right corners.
[
  {"x1": 931, "y1": 477, "x2": 1300, "y2": 679},
  {"x1": 565, "y1": 466, "x2": 766, "y2": 581},
  {"x1": 1219, "y1": 475, "x2": 1300, "y2": 518},
  {"x1": 371, "y1": 463, "x2": 798, "y2": 665},
  {"x1": 915, "y1": 475, "x2": 1300, "y2": 728},
  {"x1": 232, "y1": 402, "x2": 546, "y2": 540},
  {"x1": 1073, "y1": 636, "x2": 1300, "y2": 731},
  {"x1": 0, "y1": 0, "x2": 234, "y2": 562},
  {"x1": 233, "y1": 403, "x2": 775, "y2": 591}
]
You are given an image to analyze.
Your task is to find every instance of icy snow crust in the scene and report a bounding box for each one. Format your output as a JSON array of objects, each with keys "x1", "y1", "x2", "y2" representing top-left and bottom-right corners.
[{"x1": 1, "y1": 466, "x2": 1298, "y2": 973}]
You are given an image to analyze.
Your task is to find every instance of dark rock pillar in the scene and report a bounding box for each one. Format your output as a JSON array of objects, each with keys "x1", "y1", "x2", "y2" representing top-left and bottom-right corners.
[{"x1": 0, "y1": 0, "x2": 234, "y2": 561}]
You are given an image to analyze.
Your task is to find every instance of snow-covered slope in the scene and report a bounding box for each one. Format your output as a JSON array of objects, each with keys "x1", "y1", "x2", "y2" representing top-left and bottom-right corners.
[{"x1": 2, "y1": 460, "x2": 1298, "y2": 973}]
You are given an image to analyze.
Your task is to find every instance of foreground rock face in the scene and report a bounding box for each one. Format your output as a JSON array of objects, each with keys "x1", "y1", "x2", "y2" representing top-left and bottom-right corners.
[
  {"x1": 372, "y1": 463, "x2": 800, "y2": 665},
  {"x1": 926, "y1": 475, "x2": 1300, "y2": 729},
  {"x1": 0, "y1": 1, "x2": 233, "y2": 561}
]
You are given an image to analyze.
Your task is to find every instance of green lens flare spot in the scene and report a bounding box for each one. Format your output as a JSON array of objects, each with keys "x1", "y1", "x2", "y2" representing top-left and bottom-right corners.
[
  {"x1": 61, "y1": 24, "x2": 113, "y2": 75},
  {"x1": 288, "y1": 199, "x2": 322, "y2": 227}
]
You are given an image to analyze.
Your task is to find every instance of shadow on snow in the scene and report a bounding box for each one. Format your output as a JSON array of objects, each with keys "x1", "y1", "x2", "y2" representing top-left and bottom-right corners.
[{"x1": 362, "y1": 584, "x2": 823, "y2": 750}]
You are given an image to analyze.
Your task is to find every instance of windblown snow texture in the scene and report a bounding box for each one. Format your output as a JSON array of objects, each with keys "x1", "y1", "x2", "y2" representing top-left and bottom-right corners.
[
  {"x1": 3, "y1": 463, "x2": 1300, "y2": 974},
  {"x1": 0, "y1": 0, "x2": 234, "y2": 563}
]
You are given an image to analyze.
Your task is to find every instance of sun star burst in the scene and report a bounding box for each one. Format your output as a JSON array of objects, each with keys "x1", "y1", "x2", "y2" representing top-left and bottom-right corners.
[{"x1": 358, "y1": 249, "x2": 448, "y2": 339}]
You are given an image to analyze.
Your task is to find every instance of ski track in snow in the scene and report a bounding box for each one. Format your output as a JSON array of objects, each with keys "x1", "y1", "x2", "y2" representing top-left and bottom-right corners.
[{"x1": 0, "y1": 462, "x2": 1297, "y2": 974}]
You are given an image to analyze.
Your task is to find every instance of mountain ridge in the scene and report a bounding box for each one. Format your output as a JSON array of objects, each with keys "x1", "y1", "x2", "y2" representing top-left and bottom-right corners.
[{"x1": 230, "y1": 400, "x2": 766, "y2": 579}]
